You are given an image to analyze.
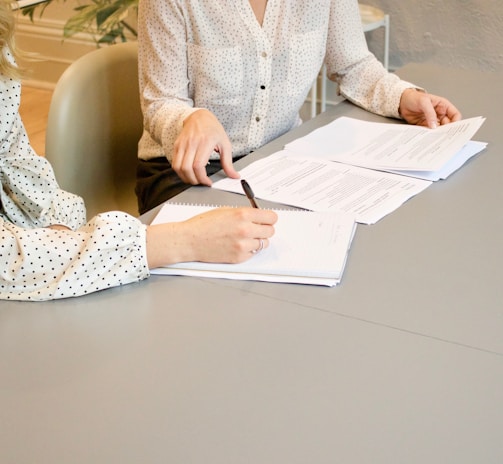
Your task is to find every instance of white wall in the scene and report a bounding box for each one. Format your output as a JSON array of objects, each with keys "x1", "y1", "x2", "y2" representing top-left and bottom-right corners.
[
  {"x1": 363, "y1": 0, "x2": 503, "y2": 72},
  {"x1": 318, "y1": 0, "x2": 503, "y2": 110},
  {"x1": 14, "y1": 1, "x2": 139, "y2": 88},
  {"x1": 15, "y1": 1, "x2": 97, "y2": 88}
]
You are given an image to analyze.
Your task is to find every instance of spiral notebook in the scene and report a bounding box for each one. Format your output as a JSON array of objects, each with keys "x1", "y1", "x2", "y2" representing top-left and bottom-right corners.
[{"x1": 150, "y1": 203, "x2": 356, "y2": 286}]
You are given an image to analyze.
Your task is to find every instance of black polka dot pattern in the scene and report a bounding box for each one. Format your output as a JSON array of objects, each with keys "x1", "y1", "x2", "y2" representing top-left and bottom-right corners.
[
  {"x1": 137, "y1": 0, "x2": 415, "y2": 162},
  {"x1": 1, "y1": 213, "x2": 149, "y2": 301},
  {"x1": 1, "y1": 50, "x2": 150, "y2": 301}
]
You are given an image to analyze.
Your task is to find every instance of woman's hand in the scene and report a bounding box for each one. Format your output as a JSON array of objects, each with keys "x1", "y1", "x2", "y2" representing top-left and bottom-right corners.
[
  {"x1": 146, "y1": 207, "x2": 278, "y2": 268},
  {"x1": 171, "y1": 109, "x2": 240, "y2": 186},
  {"x1": 399, "y1": 89, "x2": 462, "y2": 129}
]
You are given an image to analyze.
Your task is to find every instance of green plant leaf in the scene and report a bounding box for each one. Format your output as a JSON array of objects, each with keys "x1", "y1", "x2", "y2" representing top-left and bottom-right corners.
[{"x1": 20, "y1": 0, "x2": 139, "y2": 45}]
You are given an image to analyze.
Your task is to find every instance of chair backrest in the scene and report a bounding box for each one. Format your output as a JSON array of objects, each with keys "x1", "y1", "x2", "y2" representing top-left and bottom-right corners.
[{"x1": 45, "y1": 41, "x2": 142, "y2": 219}]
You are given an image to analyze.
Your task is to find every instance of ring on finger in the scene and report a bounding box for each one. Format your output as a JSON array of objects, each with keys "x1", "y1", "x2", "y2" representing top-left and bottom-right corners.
[{"x1": 251, "y1": 238, "x2": 264, "y2": 254}]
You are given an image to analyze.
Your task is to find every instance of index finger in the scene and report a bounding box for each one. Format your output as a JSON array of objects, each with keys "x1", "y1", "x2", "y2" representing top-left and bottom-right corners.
[{"x1": 191, "y1": 149, "x2": 213, "y2": 186}]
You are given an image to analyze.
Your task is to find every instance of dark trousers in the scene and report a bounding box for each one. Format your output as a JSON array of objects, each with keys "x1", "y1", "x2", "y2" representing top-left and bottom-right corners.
[{"x1": 135, "y1": 157, "x2": 225, "y2": 215}]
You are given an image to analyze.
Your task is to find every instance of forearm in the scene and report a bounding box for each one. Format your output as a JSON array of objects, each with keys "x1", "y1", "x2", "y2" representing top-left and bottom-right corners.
[
  {"x1": 0, "y1": 213, "x2": 149, "y2": 301},
  {"x1": 138, "y1": 0, "x2": 199, "y2": 157},
  {"x1": 325, "y1": 0, "x2": 416, "y2": 119},
  {"x1": 1, "y1": 126, "x2": 87, "y2": 231},
  {"x1": 331, "y1": 54, "x2": 416, "y2": 119},
  {"x1": 145, "y1": 222, "x2": 194, "y2": 268},
  {"x1": 145, "y1": 207, "x2": 278, "y2": 269}
]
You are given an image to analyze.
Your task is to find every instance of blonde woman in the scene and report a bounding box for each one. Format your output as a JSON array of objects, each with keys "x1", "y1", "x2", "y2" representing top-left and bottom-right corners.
[{"x1": 0, "y1": 0, "x2": 276, "y2": 301}]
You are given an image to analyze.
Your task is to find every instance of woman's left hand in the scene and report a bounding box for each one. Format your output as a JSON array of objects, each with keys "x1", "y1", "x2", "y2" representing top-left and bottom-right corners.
[{"x1": 399, "y1": 89, "x2": 462, "y2": 129}]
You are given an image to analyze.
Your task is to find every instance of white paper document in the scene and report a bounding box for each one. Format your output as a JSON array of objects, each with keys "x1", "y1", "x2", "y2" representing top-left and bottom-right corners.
[
  {"x1": 385, "y1": 140, "x2": 487, "y2": 181},
  {"x1": 285, "y1": 116, "x2": 485, "y2": 172},
  {"x1": 213, "y1": 151, "x2": 432, "y2": 224},
  {"x1": 150, "y1": 203, "x2": 356, "y2": 286},
  {"x1": 213, "y1": 116, "x2": 486, "y2": 223}
]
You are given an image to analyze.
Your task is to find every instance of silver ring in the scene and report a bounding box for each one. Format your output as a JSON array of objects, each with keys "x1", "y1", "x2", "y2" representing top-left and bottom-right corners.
[{"x1": 252, "y1": 238, "x2": 264, "y2": 254}]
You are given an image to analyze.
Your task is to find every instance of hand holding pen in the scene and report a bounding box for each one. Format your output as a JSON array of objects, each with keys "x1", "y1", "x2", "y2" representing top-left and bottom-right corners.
[{"x1": 240, "y1": 179, "x2": 276, "y2": 254}]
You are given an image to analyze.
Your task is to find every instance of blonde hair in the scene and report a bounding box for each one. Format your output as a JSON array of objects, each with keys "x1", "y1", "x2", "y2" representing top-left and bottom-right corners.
[{"x1": 0, "y1": 0, "x2": 23, "y2": 79}]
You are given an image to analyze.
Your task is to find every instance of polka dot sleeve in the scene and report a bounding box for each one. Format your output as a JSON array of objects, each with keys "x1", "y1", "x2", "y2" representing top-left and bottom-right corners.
[
  {"x1": 0, "y1": 212, "x2": 149, "y2": 301},
  {"x1": 1, "y1": 55, "x2": 86, "y2": 231},
  {"x1": 2, "y1": 52, "x2": 150, "y2": 301},
  {"x1": 325, "y1": 0, "x2": 416, "y2": 118}
]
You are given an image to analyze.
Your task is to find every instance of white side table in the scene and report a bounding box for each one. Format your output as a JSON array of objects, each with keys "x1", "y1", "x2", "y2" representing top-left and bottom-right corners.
[
  {"x1": 310, "y1": 3, "x2": 390, "y2": 117},
  {"x1": 359, "y1": 3, "x2": 390, "y2": 70}
]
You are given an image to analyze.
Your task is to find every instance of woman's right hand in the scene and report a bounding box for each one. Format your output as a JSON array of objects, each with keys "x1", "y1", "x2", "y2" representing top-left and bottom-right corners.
[{"x1": 146, "y1": 207, "x2": 278, "y2": 269}]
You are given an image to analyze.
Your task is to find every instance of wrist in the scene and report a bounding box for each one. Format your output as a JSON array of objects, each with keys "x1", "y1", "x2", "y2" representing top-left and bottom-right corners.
[
  {"x1": 146, "y1": 223, "x2": 187, "y2": 268},
  {"x1": 398, "y1": 88, "x2": 418, "y2": 117}
]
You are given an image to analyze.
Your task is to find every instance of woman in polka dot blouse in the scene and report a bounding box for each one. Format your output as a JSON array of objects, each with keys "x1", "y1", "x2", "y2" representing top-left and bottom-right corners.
[
  {"x1": 136, "y1": 0, "x2": 462, "y2": 214},
  {"x1": 0, "y1": 1, "x2": 277, "y2": 301}
]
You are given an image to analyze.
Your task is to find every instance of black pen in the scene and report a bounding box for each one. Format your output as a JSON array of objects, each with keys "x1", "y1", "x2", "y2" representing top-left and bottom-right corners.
[{"x1": 241, "y1": 179, "x2": 260, "y2": 209}]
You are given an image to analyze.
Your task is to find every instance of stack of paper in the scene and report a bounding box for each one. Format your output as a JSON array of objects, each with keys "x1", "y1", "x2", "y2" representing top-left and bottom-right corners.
[
  {"x1": 284, "y1": 116, "x2": 486, "y2": 181},
  {"x1": 150, "y1": 203, "x2": 356, "y2": 287},
  {"x1": 213, "y1": 116, "x2": 486, "y2": 224}
]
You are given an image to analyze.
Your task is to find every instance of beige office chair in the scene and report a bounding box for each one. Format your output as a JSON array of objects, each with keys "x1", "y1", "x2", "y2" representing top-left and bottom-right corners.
[{"x1": 45, "y1": 41, "x2": 142, "y2": 219}]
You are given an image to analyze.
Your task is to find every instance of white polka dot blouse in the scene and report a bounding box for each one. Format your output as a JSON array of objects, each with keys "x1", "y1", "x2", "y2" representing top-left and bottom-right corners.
[
  {"x1": 137, "y1": 0, "x2": 415, "y2": 162},
  {"x1": 1, "y1": 51, "x2": 149, "y2": 301}
]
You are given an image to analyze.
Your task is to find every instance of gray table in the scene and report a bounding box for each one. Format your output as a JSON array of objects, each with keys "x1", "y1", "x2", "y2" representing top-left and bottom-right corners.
[{"x1": 2, "y1": 64, "x2": 502, "y2": 463}]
